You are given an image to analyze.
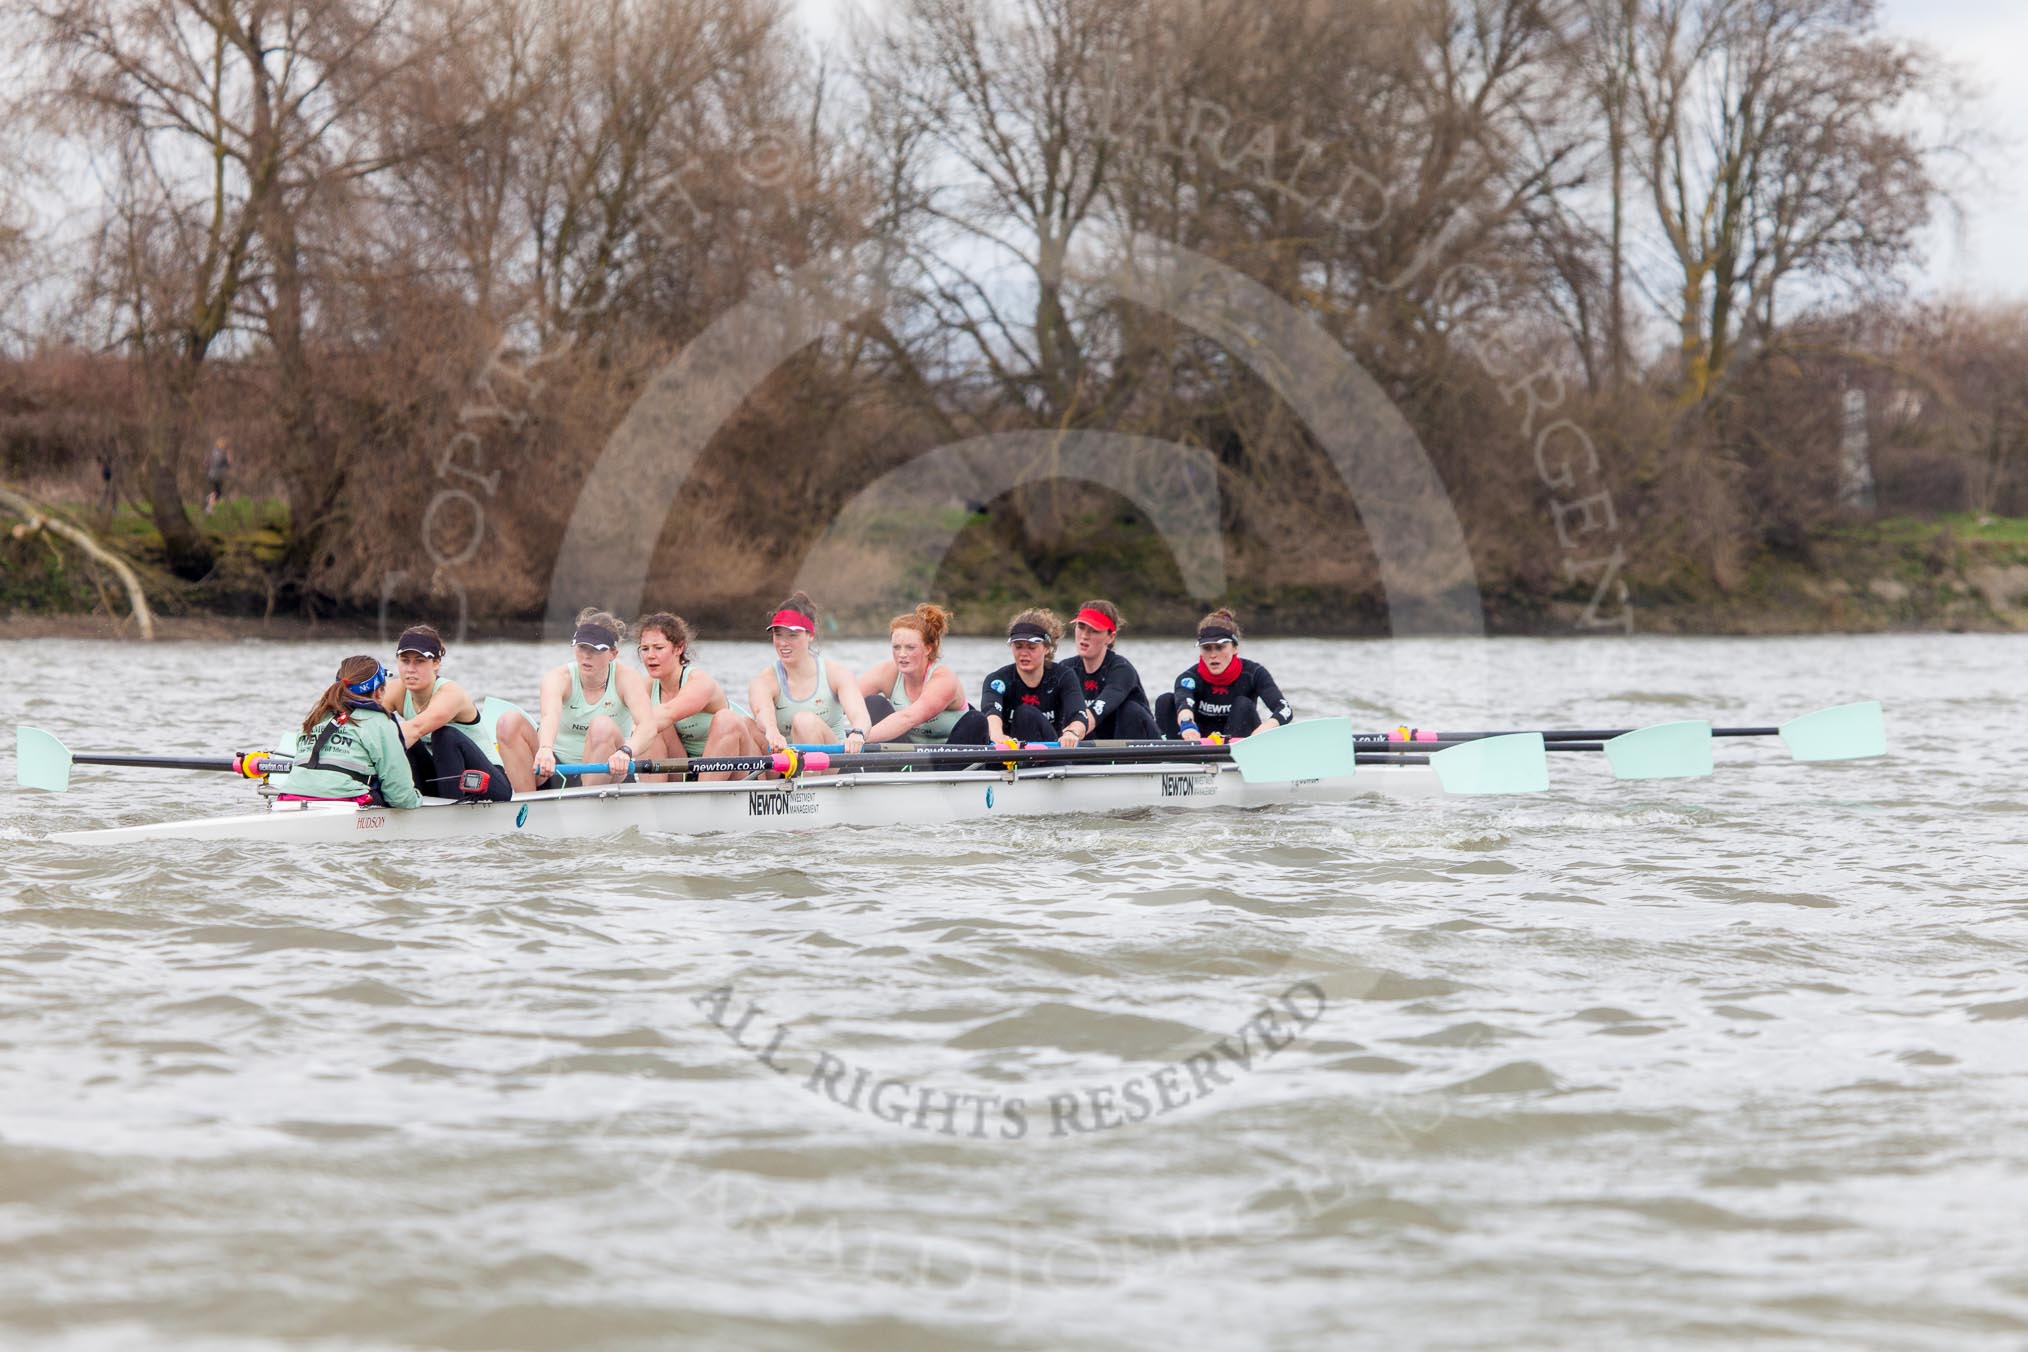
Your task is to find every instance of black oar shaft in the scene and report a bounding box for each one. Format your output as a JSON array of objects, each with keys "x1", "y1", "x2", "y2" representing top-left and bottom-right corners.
[
  {"x1": 1367, "y1": 727, "x2": 1776, "y2": 743},
  {"x1": 630, "y1": 743, "x2": 1236, "y2": 777},
  {"x1": 73, "y1": 752, "x2": 292, "y2": 775}
]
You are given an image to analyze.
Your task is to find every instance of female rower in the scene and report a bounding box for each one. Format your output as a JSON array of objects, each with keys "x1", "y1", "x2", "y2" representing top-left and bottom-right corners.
[
  {"x1": 859, "y1": 603, "x2": 989, "y2": 745},
  {"x1": 270, "y1": 656, "x2": 422, "y2": 807},
  {"x1": 621, "y1": 612, "x2": 767, "y2": 781},
  {"x1": 534, "y1": 608, "x2": 657, "y2": 787},
  {"x1": 385, "y1": 624, "x2": 528, "y2": 798},
  {"x1": 1058, "y1": 599, "x2": 1158, "y2": 743},
  {"x1": 980, "y1": 608, "x2": 1084, "y2": 745},
  {"x1": 1155, "y1": 608, "x2": 1294, "y2": 742},
  {"x1": 747, "y1": 591, "x2": 874, "y2": 754}
]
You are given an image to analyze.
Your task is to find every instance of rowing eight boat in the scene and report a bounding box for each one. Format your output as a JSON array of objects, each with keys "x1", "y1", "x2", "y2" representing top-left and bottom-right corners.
[
  {"x1": 17, "y1": 703, "x2": 1886, "y2": 846},
  {"x1": 45, "y1": 759, "x2": 1442, "y2": 846}
]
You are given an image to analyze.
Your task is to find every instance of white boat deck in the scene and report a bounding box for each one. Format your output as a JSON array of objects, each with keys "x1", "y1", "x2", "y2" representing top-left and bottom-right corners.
[{"x1": 47, "y1": 760, "x2": 1443, "y2": 845}]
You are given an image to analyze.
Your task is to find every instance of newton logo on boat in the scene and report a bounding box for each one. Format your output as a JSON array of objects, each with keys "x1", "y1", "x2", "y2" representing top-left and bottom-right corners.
[{"x1": 746, "y1": 789, "x2": 818, "y2": 818}]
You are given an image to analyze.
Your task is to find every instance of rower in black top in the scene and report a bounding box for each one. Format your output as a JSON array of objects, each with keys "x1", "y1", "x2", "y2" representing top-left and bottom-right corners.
[
  {"x1": 982, "y1": 608, "x2": 1085, "y2": 744},
  {"x1": 1156, "y1": 607, "x2": 1294, "y2": 741},
  {"x1": 1058, "y1": 599, "x2": 1159, "y2": 744}
]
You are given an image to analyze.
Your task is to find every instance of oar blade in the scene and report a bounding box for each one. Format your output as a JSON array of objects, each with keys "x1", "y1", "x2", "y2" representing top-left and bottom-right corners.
[
  {"x1": 1779, "y1": 701, "x2": 1887, "y2": 762},
  {"x1": 1228, "y1": 718, "x2": 1360, "y2": 783},
  {"x1": 16, "y1": 726, "x2": 72, "y2": 793},
  {"x1": 1603, "y1": 720, "x2": 1714, "y2": 780},
  {"x1": 1429, "y1": 732, "x2": 1548, "y2": 795}
]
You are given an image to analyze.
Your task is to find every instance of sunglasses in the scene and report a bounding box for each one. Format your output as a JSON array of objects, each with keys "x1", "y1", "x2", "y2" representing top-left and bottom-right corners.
[{"x1": 1198, "y1": 640, "x2": 1236, "y2": 652}]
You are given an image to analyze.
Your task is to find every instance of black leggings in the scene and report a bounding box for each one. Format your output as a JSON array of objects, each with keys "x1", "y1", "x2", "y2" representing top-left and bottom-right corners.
[
  {"x1": 1001, "y1": 703, "x2": 1063, "y2": 744},
  {"x1": 864, "y1": 693, "x2": 990, "y2": 746},
  {"x1": 1155, "y1": 692, "x2": 1261, "y2": 740},
  {"x1": 1085, "y1": 700, "x2": 1160, "y2": 742},
  {"x1": 405, "y1": 725, "x2": 513, "y2": 801}
]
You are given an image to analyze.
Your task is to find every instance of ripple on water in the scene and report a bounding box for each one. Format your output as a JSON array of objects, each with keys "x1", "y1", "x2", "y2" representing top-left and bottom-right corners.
[{"x1": 5, "y1": 633, "x2": 2028, "y2": 1350}]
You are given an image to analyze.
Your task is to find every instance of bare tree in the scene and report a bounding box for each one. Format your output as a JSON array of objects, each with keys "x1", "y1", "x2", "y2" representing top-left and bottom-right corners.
[
  {"x1": 20, "y1": 0, "x2": 414, "y2": 577},
  {"x1": 857, "y1": 0, "x2": 1132, "y2": 425},
  {"x1": 1628, "y1": 0, "x2": 1943, "y2": 403}
]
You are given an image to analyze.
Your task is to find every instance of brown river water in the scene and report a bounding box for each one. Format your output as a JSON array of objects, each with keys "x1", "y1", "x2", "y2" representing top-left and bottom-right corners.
[{"x1": 2, "y1": 633, "x2": 2025, "y2": 1350}]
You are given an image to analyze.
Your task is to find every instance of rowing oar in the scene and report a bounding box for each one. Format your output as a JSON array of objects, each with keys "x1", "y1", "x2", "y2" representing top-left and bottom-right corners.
[
  {"x1": 1362, "y1": 701, "x2": 1886, "y2": 781},
  {"x1": 557, "y1": 718, "x2": 1553, "y2": 795},
  {"x1": 15, "y1": 726, "x2": 289, "y2": 794}
]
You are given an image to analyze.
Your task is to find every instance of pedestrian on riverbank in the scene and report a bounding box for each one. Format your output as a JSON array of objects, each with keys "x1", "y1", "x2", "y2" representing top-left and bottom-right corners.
[{"x1": 204, "y1": 438, "x2": 231, "y2": 513}]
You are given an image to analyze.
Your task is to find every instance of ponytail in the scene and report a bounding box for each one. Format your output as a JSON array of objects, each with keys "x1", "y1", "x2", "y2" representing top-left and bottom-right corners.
[
  {"x1": 302, "y1": 655, "x2": 386, "y2": 736},
  {"x1": 1196, "y1": 607, "x2": 1243, "y2": 643}
]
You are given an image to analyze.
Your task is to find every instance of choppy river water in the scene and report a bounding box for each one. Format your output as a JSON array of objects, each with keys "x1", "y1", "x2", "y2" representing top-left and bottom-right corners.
[{"x1": 3, "y1": 633, "x2": 2026, "y2": 1350}]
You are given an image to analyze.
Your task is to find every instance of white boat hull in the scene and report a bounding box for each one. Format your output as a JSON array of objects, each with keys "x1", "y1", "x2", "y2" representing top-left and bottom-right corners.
[{"x1": 47, "y1": 761, "x2": 1443, "y2": 846}]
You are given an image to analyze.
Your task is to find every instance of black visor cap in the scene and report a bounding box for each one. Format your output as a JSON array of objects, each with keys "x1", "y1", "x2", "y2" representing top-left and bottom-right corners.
[{"x1": 395, "y1": 628, "x2": 444, "y2": 658}]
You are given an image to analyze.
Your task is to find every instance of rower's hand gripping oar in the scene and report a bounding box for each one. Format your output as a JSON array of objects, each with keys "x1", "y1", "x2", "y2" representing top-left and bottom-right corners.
[{"x1": 15, "y1": 726, "x2": 290, "y2": 794}]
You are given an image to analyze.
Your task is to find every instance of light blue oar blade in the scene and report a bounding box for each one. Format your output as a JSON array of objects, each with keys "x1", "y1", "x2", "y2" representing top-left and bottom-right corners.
[
  {"x1": 1429, "y1": 732, "x2": 1548, "y2": 795},
  {"x1": 1604, "y1": 720, "x2": 1713, "y2": 780},
  {"x1": 1779, "y1": 701, "x2": 1887, "y2": 762},
  {"x1": 16, "y1": 726, "x2": 72, "y2": 793},
  {"x1": 1229, "y1": 718, "x2": 1359, "y2": 783}
]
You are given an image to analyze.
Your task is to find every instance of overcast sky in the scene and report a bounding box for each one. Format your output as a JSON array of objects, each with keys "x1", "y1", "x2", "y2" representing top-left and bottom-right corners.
[
  {"x1": 1877, "y1": 0, "x2": 2028, "y2": 298},
  {"x1": 795, "y1": 0, "x2": 2028, "y2": 301}
]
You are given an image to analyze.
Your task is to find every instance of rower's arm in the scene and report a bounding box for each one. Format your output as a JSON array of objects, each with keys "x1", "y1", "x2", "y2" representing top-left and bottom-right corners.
[
  {"x1": 1171, "y1": 669, "x2": 1201, "y2": 740},
  {"x1": 856, "y1": 660, "x2": 896, "y2": 698},
  {"x1": 981, "y1": 673, "x2": 1008, "y2": 743},
  {"x1": 1252, "y1": 665, "x2": 1294, "y2": 725},
  {"x1": 626, "y1": 669, "x2": 715, "y2": 755},
  {"x1": 748, "y1": 671, "x2": 786, "y2": 748},
  {"x1": 404, "y1": 679, "x2": 475, "y2": 743},
  {"x1": 829, "y1": 659, "x2": 874, "y2": 741},
  {"x1": 1053, "y1": 672, "x2": 1087, "y2": 742},
  {"x1": 370, "y1": 717, "x2": 424, "y2": 809},
  {"x1": 1086, "y1": 658, "x2": 1141, "y2": 730},
  {"x1": 865, "y1": 665, "x2": 958, "y2": 744},
  {"x1": 618, "y1": 665, "x2": 658, "y2": 730},
  {"x1": 534, "y1": 668, "x2": 567, "y2": 770}
]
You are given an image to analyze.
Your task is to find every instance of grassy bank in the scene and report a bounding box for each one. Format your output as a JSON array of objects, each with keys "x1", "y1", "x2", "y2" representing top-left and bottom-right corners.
[
  {"x1": 1, "y1": 496, "x2": 293, "y2": 631},
  {"x1": 1623, "y1": 514, "x2": 2028, "y2": 634},
  {"x1": 7, "y1": 493, "x2": 2028, "y2": 637}
]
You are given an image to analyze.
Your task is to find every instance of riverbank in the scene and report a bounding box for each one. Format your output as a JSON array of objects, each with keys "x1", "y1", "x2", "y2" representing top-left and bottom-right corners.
[{"x1": 5, "y1": 495, "x2": 2027, "y2": 639}]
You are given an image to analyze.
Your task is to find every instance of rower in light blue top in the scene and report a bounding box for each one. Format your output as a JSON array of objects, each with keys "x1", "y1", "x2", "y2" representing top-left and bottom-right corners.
[
  {"x1": 856, "y1": 602, "x2": 989, "y2": 745},
  {"x1": 746, "y1": 591, "x2": 875, "y2": 756},
  {"x1": 533, "y1": 607, "x2": 657, "y2": 789},
  {"x1": 621, "y1": 611, "x2": 767, "y2": 782},
  {"x1": 388, "y1": 622, "x2": 536, "y2": 796}
]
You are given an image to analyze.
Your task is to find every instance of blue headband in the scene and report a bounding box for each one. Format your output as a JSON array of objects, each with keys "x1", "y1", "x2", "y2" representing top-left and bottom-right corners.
[{"x1": 345, "y1": 668, "x2": 390, "y2": 697}]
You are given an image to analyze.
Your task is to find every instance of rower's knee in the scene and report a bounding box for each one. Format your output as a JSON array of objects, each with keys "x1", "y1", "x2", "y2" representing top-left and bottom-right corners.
[
  {"x1": 789, "y1": 713, "x2": 831, "y2": 744},
  {"x1": 586, "y1": 715, "x2": 623, "y2": 753}
]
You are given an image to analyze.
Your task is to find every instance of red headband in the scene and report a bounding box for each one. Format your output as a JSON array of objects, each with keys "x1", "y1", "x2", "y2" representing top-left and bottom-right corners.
[
  {"x1": 1073, "y1": 607, "x2": 1116, "y2": 633},
  {"x1": 767, "y1": 608, "x2": 815, "y2": 634}
]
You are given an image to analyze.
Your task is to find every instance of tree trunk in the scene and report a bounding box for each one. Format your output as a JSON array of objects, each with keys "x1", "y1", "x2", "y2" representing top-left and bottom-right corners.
[{"x1": 145, "y1": 376, "x2": 215, "y2": 579}]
